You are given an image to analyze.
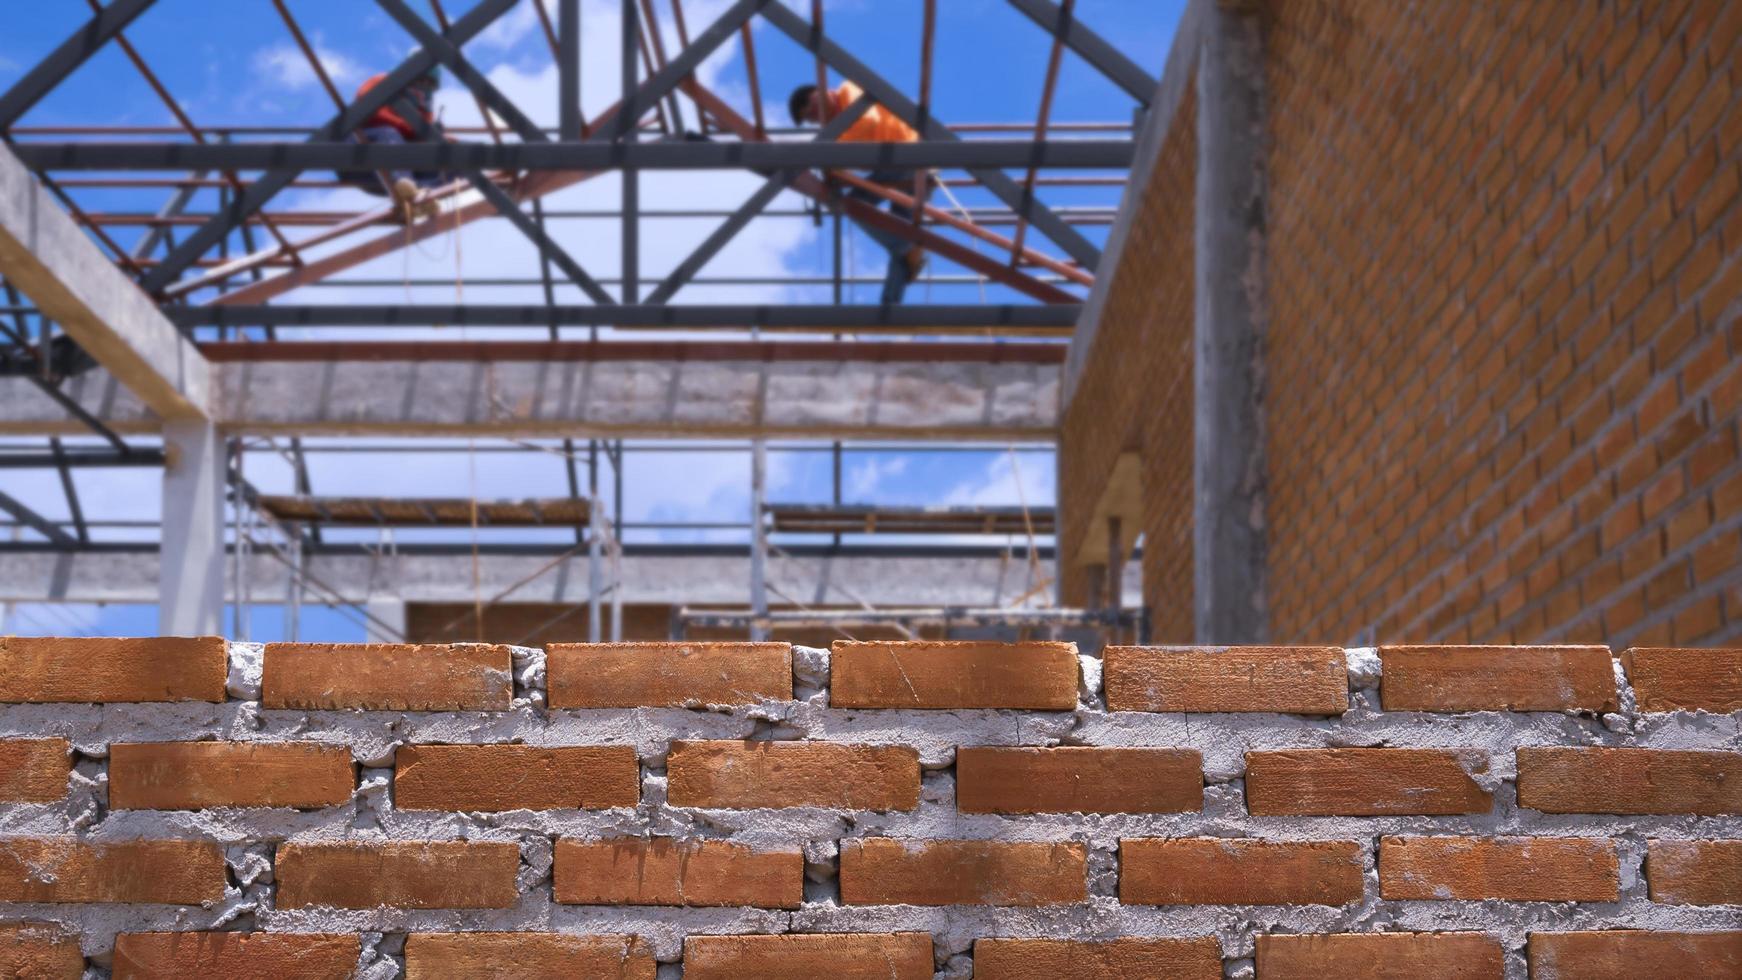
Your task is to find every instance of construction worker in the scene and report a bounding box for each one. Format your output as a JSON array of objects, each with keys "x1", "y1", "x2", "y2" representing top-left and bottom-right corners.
[
  {"x1": 339, "y1": 67, "x2": 449, "y2": 220},
  {"x1": 789, "y1": 81, "x2": 927, "y2": 304}
]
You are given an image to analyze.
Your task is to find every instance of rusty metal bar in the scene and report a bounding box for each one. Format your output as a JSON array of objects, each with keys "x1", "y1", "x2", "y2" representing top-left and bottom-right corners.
[{"x1": 1011, "y1": 0, "x2": 1072, "y2": 263}]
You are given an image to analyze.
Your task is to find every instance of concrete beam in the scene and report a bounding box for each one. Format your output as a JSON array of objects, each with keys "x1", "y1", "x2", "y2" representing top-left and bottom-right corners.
[
  {"x1": 0, "y1": 356, "x2": 1060, "y2": 440},
  {"x1": 0, "y1": 142, "x2": 208, "y2": 419},
  {"x1": 0, "y1": 549, "x2": 1140, "y2": 608},
  {"x1": 1193, "y1": 3, "x2": 1268, "y2": 642}
]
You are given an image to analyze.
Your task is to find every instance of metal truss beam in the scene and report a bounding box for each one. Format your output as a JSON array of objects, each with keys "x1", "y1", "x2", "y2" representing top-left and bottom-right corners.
[
  {"x1": 375, "y1": 0, "x2": 549, "y2": 144},
  {"x1": 1007, "y1": 0, "x2": 1159, "y2": 107},
  {"x1": 760, "y1": 3, "x2": 1105, "y2": 271},
  {"x1": 12, "y1": 140, "x2": 1135, "y2": 172},
  {"x1": 0, "y1": 0, "x2": 159, "y2": 129},
  {"x1": 165, "y1": 303, "x2": 1079, "y2": 329},
  {"x1": 0, "y1": 489, "x2": 76, "y2": 547},
  {"x1": 646, "y1": 95, "x2": 875, "y2": 303},
  {"x1": 136, "y1": 0, "x2": 520, "y2": 295},
  {"x1": 465, "y1": 174, "x2": 614, "y2": 304}
]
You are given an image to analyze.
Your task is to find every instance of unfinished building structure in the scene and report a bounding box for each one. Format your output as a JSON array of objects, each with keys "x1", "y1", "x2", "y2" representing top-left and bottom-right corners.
[
  {"x1": 0, "y1": 0, "x2": 1147, "y2": 647},
  {"x1": 0, "y1": 1, "x2": 1739, "y2": 978}
]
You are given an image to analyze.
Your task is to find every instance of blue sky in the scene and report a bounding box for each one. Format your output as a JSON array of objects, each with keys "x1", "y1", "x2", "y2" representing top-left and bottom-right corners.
[{"x1": 0, "y1": 0, "x2": 1184, "y2": 640}]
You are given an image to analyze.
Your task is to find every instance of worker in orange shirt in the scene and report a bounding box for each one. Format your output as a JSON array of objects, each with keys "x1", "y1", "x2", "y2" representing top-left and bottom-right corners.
[
  {"x1": 338, "y1": 68, "x2": 448, "y2": 221},
  {"x1": 789, "y1": 80, "x2": 927, "y2": 304}
]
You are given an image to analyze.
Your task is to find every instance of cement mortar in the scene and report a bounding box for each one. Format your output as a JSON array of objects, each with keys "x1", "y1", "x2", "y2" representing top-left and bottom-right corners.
[{"x1": 0, "y1": 644, "x2": 1736, "y2": 979}]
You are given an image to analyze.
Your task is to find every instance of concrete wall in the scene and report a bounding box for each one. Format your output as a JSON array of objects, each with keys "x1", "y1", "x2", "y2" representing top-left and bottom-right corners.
[{"x1": 0, "y1": 638, "x2": 1737, "y2": 977}]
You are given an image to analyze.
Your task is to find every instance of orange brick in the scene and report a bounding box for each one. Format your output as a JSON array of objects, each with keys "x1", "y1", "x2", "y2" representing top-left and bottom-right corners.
[
  {"x1": 1378, "y1": 645, "x2": 1617, "y2": 711},
  {"x1": 839, "y1": 838, "x2": 1085, "y2": 906},
  {"x1": 956, "y1": 747, "x2": 1202, "y2": 815},
  {"x1": 0, "y1": 636, "x2": 225, "y2": 703},
  {"x1": 1245, "y1": 749, "x2": 1493, "y2": 816},
  {"x1": 1527, "y1": 931, "x2": 1742, "y2": 980},
  {"x1": 1120, "y1": 838, "x2": 1364, "y2": 906},
  {"x1": 972, "y1": 937, "x2": 1223, "y2": 980},
  {"x1": 1624, "y1": 647, "x2": 1742, "y2": 711},
  {"x1": 665, "y1": 740, "x2": 918, "y2": 811},
  {"x1": 1516, "y1": 748, "x2": 1742, "y2": 814},
  {"x1": 1646, "y1": 839, "x2": 1742, "y2": 905},
  {"x1": 112, "y1": 933, "x2": 359, "y2": 980},
  {"x1": 0, "y1": 839, "x2": 225, "y2": 904},
  {"x1": 261, "y1": 643, "x2": 511, "y2": 710},
  {"x1": 1257, "y1": 932, "x2": 1504, "y2": 980},
  {"x1": 1379, "y1": 836, "x2": 1618, "y2": 901},
  {"x1": 553, "y1": 837, "x2": 801, "y2": 908},
  {"x1": 0, "y1": 738, "x2": 69, "y2": 803},
  {"x1": 683, "y1": 934, "x2": 932, "y2": 980},
  {"x1": 274, "y1": 841, "x2": 519, "y2": 909},
  {"x1": 108, "y1": 742, "x2": 353, "y2": 810},
  {"x1": 1102, "y1": 646, "x2": 1348, "y2": 714},
  {"x1": 393, "y1": 744, "x2": 638, "y2": 811},
  {"x1": 829, "y1": 640, "x2": 1077, "y2": 709},
  {"x1": 0, "y1": 924, "x2": 81, "y2": 980},
  {"x1": 403, "y1": 933, "x2": 655, "y2": 980},
  {"x1": 545, "y1": 641, "x2": 791, "y2": 708}
]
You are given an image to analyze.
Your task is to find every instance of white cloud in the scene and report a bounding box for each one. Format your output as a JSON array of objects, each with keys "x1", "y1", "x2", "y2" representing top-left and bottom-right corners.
[
  {"x1": 942, "y1": 451, "x2": 1056, "y2": 509},
  {"x1": 253, "y1": 42, "x2": 364, "y2": 92}
]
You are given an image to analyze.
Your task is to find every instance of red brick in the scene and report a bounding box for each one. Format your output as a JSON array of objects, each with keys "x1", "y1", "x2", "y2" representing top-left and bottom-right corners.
[
  {"x1": 1516, "y1": 747, "x2": 1742, "y2": 814},
  {"x1": 274, "y1": 841, "x2": 520, "y2": 909},
  {"x1": 1120, "y1": 838, "x2": 1364, "y2": 906},
  {"x1": 665, "y1": 740, "x2": 918, "y2": 811},
  {"x1": 0, "y1": 924, "x2": 81, "y2": 980},
  {"x1": 1245, "y1": 749, "x2": 1493, "y2": 816},
  {"x1": 403, "y1": 933, "x2": 655, "y2": 980},
  {"x1": 1527, "y1": 931, "x2": 1742, "y2": 980},
  {"x1": 0, "y1": 738, "x2": 69, "y2": 803},
  {"x1": 1624, "y1": 647, "x2": 1742, "y2": 711},
  {"x1": 1102, "y1": 646, "x2": 1348, "y2": 714},
  {"x1": 1379, "y1": 645, "x2": 1617, "y2": 711},
  {"x1": 112, "y1": 933, "x2": 359, "y2": 980},
  {"x1": 1379, "y1": 836, "x2": 1619, "y2": 901},
  {"x1": 683, "y1": 934, "x2": 933, "y2": 980},
  {"x1": 839, "y1": 838, "x2": 1086, "y2": 906},
  {"x1": 552, "y1": 837, "x2": 801, "y2": 908},
  {"x1": 1256, "y1": 932, "x2": 1504, "y2": 980},
  {"x1": 545, "y1": 641, "x2": 791, "y2": 708},
  {"x1": 261, "y1": 643, "x2": 511, "y2": 710},
  {"x1": 829, "y1": 640, "x2": 1077, "y2": 709},
  {"x1": 1646, "y1": 839, "x2": 1742, "y2": 905},
  {"x1": 0, "y1": 839, "x2": 225, "y2": 904},
  {"x1": 0, "y1": 636, "x2": 225, "y2": 703},
  {"x1": 972, "y1": 937, "x2": 1223, "y2": 980},
  {"x1": 108, "y1": 742, "x2": 353, "y2": 810},
  {"x1": 956, "y1": 747, "x2": 1201, "y2": 815},
  {"x1": 393, "y1": 744, "x2": 637, "y2": 811}
]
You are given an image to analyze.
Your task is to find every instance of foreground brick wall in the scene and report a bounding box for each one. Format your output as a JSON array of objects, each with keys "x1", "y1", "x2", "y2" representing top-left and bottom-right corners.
[
  {"x1": 1058, "y1": 83, "x2": 1197, "y2": 631},
  {"x1": 1, "y1": 636, "x2": 1738, "y2": 977}
]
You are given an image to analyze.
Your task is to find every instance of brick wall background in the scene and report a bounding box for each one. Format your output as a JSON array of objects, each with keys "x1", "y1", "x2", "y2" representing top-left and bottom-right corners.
[
  {"x1": 1, "y1": 636, "x2": 1738, "y2": 977},
  {"x1": 1058, "y1": 84, "x2": 1196, "y2": 635},
  {"x1": 1060, "y1": 0, "x2": 1742, "y2": 646}
]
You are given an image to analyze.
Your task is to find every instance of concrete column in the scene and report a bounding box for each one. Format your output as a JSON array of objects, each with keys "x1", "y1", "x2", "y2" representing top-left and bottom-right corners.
[
  {"x1": 1194, "y1": 3, "x2": 1268, "y2": 643},
  {"x1": 749, "y1": 438, "x2": 769, "y2": 641},
  {"x1": 159, "y1": 420, "x2": 224, "y2": 635},
  {"x1": 365, "y1": 597, "x2": 406, "y2": 643}
]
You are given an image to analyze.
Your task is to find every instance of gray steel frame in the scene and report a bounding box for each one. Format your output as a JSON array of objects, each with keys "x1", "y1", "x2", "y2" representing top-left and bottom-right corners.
[
  {"x1": 10, "y1": 139, "x2": 1136, "y2": 172},
  {"x1": 165, "y1": 303, "x2": 1080, "y2": 329}
]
